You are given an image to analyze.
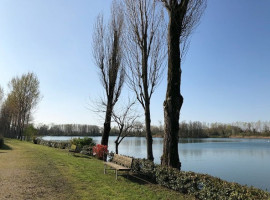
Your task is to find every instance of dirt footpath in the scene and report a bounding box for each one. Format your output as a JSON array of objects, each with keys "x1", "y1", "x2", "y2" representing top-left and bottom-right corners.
[{"x1": 0, "y1": 140, "x2": 72, "y2": 200}]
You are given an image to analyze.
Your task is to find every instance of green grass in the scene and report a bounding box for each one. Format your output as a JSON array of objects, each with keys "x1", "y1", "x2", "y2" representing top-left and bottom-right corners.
[{"x1": 2, "y1": 139, "x2": 194, "y2": 200}]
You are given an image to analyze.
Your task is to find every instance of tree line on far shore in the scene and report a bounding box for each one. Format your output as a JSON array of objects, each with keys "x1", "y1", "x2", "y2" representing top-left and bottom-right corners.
[{"x1": 34, "y1": 120, "x2": 270, "y2": 138}]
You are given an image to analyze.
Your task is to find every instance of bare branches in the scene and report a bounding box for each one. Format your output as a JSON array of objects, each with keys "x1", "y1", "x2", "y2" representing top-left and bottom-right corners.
[
  {"x1": 124, "y1": 0, "x2": 166, "y2": 160},
  {"x1": 92, "y1": 1, "x2": 125, "y2": 103},
  {"x1": 124, "y1": 0, "x2": 166, "y2": 107},
  {"x1": 92, "y1": 0, "x2": 126, "y2": 146},
  {"x1": 158, "y1": 0, "x2": 206, "y2": 59},
  {"x1": 112, "y1": 98, "x2": 139, "y2": 154}
]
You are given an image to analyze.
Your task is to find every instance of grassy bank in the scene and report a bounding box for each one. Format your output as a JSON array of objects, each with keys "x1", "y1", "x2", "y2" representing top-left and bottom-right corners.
[{"x1": 0, "y1": 139, "x2": 193, "y2": 200}]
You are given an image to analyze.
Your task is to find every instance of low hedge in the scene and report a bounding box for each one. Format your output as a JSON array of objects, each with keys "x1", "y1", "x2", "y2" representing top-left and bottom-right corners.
[
  {"x1": 131, "y1": 158, "x2": 270, "y2": 200},
  {"x1": 35, "y1": 138, "x2": 70, "y2": 149},
  {"x1": 34, "y1": 138, "x2": 95, "y2": 155}
]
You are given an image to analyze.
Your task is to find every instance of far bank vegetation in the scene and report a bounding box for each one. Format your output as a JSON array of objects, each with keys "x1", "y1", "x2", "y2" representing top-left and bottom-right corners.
[{"x1": 33, "y1": 120, "x2": 270, "y2": 139}]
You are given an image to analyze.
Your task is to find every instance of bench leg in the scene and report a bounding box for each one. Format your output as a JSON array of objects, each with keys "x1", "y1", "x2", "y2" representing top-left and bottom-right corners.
[
  {"x1": 104, "y1": 165, "x2": 106, "y2": 174},
  {"x1": 116, "y1": 170, "x2": 118, "y2": 180}
]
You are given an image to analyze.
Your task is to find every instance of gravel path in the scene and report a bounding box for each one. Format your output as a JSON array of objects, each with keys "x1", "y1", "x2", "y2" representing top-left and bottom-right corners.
[{"x1": 0, "y1": 140, "x2": 72, "y2": 200}]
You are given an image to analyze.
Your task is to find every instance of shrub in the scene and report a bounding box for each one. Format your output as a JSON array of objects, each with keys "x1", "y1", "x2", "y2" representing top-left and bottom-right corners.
[
  {"x1": 131, "y1": 158, "x2": 270, "y2": 200},
  {"x1": 24, "y1": 124, "x2": 38, "y2": 141},
  {"x1": 132, "y1": 158, "x2": 156, "y2": 181},
  {"x1": 33, "y1": 136, "x2": 38, "y2": 144},
  {"x1": 0, "y1": 136, "x2": 4, "y2": 148},
  {"x1": 92, "y1": 144, "x2": 108, "y2": 160},
  {"x1": 70, "y1": 137, "x2": 95, "y2": 149}
]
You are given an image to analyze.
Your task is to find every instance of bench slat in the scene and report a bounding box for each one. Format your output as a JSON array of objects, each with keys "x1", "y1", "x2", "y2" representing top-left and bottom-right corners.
[
  {"x1": 104, "y1": 154, "x2": 133, "y2": 180},
  {"x1": 104, "y1": 162, "x2": 131, "y2": 171}
]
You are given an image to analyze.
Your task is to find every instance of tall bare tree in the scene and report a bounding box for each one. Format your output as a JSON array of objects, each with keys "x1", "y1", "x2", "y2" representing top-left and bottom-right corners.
[
  {"x1": 2, "y1": 72, "x2": 41, "y2": 139},
  {"x1": 160, "y1": 0, "x2": 206, "y2": 169},
  {"x1": 92, "y1": 0, "x2": 125, "y2": 146},
  {"x1": 0, "y1": 86, "x2": 3, "y2": 105},
  {"x1": 112, "y1": 99, "x2": 138, "y2": 154},
  {"x1": 124, "y1": 0, "x2": 165, "y2": 161}
]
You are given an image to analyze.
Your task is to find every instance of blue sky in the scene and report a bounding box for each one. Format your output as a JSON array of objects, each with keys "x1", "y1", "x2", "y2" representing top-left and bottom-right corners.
[{"x1": 0, "y1": 0, "x2": 270, "y2": 126}]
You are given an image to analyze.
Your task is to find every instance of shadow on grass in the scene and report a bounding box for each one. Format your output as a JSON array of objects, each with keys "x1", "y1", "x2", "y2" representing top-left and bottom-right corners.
[
  {"x1": 127, "y1": 173, "x2": 156, "y2": 185},
  {"x1": 73, "y1": 154, "x2": 92, "y2": 159},
  {"x1": 0, "y1": 143, "x2": 13, "y2": 150}
]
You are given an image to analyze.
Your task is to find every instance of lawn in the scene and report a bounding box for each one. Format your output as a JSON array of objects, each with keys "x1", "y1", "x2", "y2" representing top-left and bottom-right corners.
[{"x1": 0, "y1": 139, "x2": 194, "y2": 200}]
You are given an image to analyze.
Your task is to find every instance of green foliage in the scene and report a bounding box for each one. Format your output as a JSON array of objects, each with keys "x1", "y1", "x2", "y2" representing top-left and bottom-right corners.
[
  {"x1": 0, "y1": 135, "x2": 4, "y2": 148},
  {"x1": 24, "y1": 125, "x2": 38, "y2": 141},
  {"x1": 132, "y1": 158, "x2": 270, "y2": 200},
  {"x1": 70, "y1": 137, "x2": 95, "y2": 149}
]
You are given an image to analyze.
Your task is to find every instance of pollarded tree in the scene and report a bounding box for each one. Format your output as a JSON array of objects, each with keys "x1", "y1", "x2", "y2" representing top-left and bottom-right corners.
[
  {"x1": 160, "y1": 0, "x2": 206, "y2": 169},
  {"x1": 92, "y1": 0, "x2": 125, "y2": 146},
  {"x1": 124, "y1": 0, "x2": 166, "y2": 161}
]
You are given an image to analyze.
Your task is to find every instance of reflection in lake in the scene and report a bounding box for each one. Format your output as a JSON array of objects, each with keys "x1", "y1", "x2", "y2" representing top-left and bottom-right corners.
[{"x1": 42, "y1": 136, "x2": 270, "y2": 191}]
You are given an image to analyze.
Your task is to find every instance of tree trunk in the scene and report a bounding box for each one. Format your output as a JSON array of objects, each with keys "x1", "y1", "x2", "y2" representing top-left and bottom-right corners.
[
  {"x1": 142, "y1": 36, "x2": 154, "y2": 161},
  {"x1": 101, "y1": 99, "x2": 113, "y2": 146},
  {"x1": 161, "y1": 10, "x2": 183, "y2": 170},
  {"x1": 145, "y1": 101, "x2": 154, "y2": 161},
  {"x1": 115, "y1": 141, "x2": 119, "y2": 154}
]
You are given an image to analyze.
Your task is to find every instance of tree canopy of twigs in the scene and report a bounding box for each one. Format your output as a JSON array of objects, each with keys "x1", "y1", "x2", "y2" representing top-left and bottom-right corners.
[
  {"x1": 160, "y1": 0, "x2": 206, "y2": 169},
  {"x1": 124, "y1": 0, "x2": 166, "y2": 161},
  {"x1": 112, "y1": 99, "x2": 139, "y2": 154},
  {"x1": 92, "y1": 0, "x2": 125, "y2": 146}
]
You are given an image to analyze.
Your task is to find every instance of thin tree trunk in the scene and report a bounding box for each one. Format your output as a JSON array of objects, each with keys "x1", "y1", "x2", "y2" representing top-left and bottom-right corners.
[
  {"x1": 101, "y1": 99, "x2": 113, "y2": 146},
  {"x1": 142, "y1": 38, "x2": 154, "y2": 161},
  {"x1": 115, "y1": 142, "x2": 119, "y2": 154},
  {"x1": 145, "y1": 101, "x2": 154, "y2": 161},
  {"x1": 161, "y1": 11, "x2": 183, "y2": 170}
]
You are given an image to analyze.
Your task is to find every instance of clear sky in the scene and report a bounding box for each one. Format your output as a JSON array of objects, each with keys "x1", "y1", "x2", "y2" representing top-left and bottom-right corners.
[{"x1": 0, "y1": 0, "x2": 270, "y2": 126}]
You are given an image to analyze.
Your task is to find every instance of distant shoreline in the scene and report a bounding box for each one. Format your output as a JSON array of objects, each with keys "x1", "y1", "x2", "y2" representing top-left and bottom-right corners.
[
  {"x1": 229, "y1": 135, "x2": 270, "y2": 139},
  {"x1": 40, "y1": 135, "x2": 270, "y2": 139}
]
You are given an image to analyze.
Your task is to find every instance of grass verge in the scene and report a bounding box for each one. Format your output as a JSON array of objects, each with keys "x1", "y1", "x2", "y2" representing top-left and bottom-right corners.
[{"x1": 0, "y1": 139, "x2": 194, "y2": 200}]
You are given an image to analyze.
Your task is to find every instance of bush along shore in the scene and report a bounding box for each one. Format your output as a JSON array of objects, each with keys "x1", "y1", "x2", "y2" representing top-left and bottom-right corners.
[
  {"x1": 34, "y1": 139, "x2": 270, "y2": 200},
  {"x1": 131, "y1": 159, "x2": 270, "y2": 200},
  {"x1": 34, "y1": 138, "x2": 95, "y2": 155}
]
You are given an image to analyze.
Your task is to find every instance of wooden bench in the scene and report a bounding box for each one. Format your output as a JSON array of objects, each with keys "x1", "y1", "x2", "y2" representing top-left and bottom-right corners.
[{"x1": 104, "y1": 154, "x2": 133, "y2": 180}]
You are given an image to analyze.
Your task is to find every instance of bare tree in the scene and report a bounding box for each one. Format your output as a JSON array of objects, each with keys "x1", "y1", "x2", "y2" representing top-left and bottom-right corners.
[
  {"x1": 124, "y1": 0, "x2": 165, "y2": 161},
  {"x1": 0, "y1": 86, "x2": 3, "y2": 105},
  {"x1": 112, "y1": 99, "x2": 138, "y2": 154},
  {"x1": 159, "y1": 0, "x2": 206, "y2": 169},
  {"x1": 92, "y1": 0, "x2": 125, "y2": 146},
  {"x1": 2, "y1": 72, "x2": 41, "y2": 140}
]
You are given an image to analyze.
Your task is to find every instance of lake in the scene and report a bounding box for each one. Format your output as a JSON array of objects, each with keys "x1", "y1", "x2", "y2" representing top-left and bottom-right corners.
[{"x1": 42, "y1": 136, "x2": 270, "y2": 191}]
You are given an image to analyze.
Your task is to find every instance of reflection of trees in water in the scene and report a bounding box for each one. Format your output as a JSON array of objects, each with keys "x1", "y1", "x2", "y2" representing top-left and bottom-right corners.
[
  {"x1": 211, "y1": 148, "x2": 270, "y2": 159},
  {"x1": 180, "y1": 149, "x2": 203, "y2": 157},
  {"x1": 179, "y1": 138, "x2": 241, "y2": 144}
]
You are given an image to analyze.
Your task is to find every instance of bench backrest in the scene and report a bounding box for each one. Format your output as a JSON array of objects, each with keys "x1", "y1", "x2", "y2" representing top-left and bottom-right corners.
[{"x1": 112, "y1": 154, "x2": 133, "y2": 168}]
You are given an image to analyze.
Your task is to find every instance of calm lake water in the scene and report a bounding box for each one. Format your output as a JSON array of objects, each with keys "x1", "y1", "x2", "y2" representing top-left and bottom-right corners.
[{"x1": 42, "y1": 136, "x2": 270, "y2": 191}]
